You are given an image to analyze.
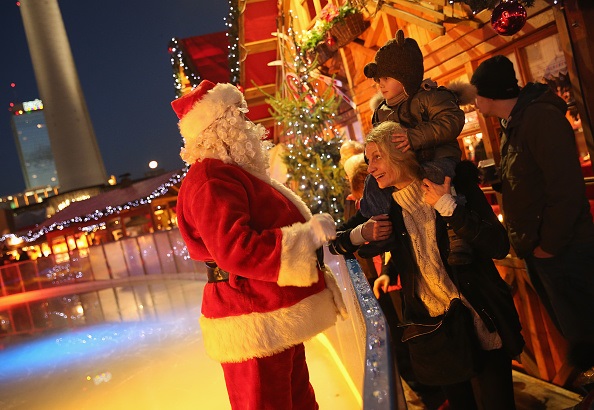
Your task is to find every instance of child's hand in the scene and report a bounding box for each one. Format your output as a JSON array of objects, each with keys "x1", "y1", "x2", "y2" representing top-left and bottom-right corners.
[
  {"x1": 422, "y1": 176, "x2": 451, "y2": 206},
  {"x1": 373, "y1": 274, "x2": 390, "y2": 299},
  {"x1": 361, "y1": 214, "x2": 392, "y2": 241},
  {"x1": 391, "y1": 130, "x2": 410, "y2": 153}
]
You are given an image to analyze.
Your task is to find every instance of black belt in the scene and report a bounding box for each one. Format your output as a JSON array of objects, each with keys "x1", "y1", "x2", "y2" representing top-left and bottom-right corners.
[
  {"x1": 205, "y1": 248, "x2": 323, "y2": 283},
  {"x1": 205, "y1": 261, "x2": 230, "y2": 283}
]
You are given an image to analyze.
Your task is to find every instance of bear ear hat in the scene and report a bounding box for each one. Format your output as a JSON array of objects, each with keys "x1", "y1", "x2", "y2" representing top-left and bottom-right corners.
[
  {"x1": 395, "y1": 29, "x2": 405, "y2": 46},
  {"x1": 363, "y1": 30, "x2": 406, "y2": 79},
  {"x1": 363, "y1": 29, "x2": 424, "y2": 97}
]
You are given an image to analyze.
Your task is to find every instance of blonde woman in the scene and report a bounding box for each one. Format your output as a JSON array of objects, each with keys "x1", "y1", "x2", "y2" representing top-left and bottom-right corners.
[{"x1": 330, "y1": 121, "x2": 524, "y2": 410}]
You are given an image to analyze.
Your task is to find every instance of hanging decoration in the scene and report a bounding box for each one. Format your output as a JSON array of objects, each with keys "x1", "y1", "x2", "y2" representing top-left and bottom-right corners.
[
  {"x1": 490, "y1": 0, "x2": 527, "y2": 36},
  {"x1": 298, "y1": 3, "x2": 369, "y2": 67},
  {"x1": 261, "y1": 16, "x2": 348, "y2": 223},
  {"x1": 327, "y1": 6, "x2": 370, "y2": 48},
  {"x1": 448, "y1": 0, "x2": 533, "y2": 16}
]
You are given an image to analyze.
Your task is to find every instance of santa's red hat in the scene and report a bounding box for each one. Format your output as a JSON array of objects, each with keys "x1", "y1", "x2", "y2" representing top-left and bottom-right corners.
[{"x1": 171, "y1": 80, "x2": 246, "y2": 141}]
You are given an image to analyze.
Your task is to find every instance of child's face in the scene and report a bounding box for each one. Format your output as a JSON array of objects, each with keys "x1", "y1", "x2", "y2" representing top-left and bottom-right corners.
[
  {"x1": 377, "y1": 77, "x2": 405, "y2": 101},
  {"x1": 365, "y1": 142, "x2": 397, "y2": 189}
]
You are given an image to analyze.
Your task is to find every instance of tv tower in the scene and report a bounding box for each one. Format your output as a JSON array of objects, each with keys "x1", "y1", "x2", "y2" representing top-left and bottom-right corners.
[{"x1": 19, "y1": 0, "x2": 107, "y2": 192}]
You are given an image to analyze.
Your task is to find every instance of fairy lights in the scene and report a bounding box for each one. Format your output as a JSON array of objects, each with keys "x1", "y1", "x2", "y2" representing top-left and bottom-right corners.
[
  {"x1": 168, "y1": 38, "x2": 201, "y2": 97},
  {"x1": 169, "y1": 0, "x2": 239, "y2": 93},
  {"x1": 226, "y1": 0, "x2": 240, "y2": 84},
  {"x1": 0, "y1": 169, "x2": 187, "y2": 244}
]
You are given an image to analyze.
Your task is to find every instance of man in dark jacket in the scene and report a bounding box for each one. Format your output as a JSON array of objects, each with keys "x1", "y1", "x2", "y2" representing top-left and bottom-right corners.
[{"x1": 471, "y1": 55, "x2": 594, "y2": 369}]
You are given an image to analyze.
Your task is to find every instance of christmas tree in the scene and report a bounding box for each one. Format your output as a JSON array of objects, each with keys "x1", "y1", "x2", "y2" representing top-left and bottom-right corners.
[{"x1": 265, "y1": 21, "x2": 346, "y2": 223}]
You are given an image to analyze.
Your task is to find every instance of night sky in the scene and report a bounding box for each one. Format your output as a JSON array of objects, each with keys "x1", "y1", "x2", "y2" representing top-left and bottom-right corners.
[{"x1": 0, "y1": 0, "x2": 229, "y2": 196}]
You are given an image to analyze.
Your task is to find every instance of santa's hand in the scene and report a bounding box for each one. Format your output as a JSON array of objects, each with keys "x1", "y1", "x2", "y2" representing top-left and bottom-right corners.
[{"x1": 309, "y1": 213, "x2": 336, "y2": 247}]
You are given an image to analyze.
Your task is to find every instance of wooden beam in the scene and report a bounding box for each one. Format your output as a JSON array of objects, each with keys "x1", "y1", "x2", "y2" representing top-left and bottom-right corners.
[
  {"x1": 422, "y1": 1, "x2": 553, "y2": 72},
  {"x1": 244, "y1": 83, "x2": 276, "y2": 100},
  {"x1": 385, "y1": 0, "x2": 445, "y2": 21},
  {"x1": 425, "y1": 0, "x2": 447, "y2": 6},
  {"x1": 381, "y1": 10, "x2": 399, "y2": 41},
  {"x1": 418, "y1": 0, "x2": 442, "y2": 12},
  {"x1": 381, "y1": 4, "x2": 445, "y2": 35},
  {"x1": 442, "y1": 2, "x2": 474, "y2": 20},
  {"x1": 443, "y1": 16, "x2": 482, "y2": 29},
  {"x1": 371, "y1": 0, "x2": 448, "y2": 8},
  {"x1": 244, "y1": 38, "x2": 277, "y2": 54},
  {"x1": 424, "y1": 9, "x2": 555, "y2": 79},
  {"x1": 422, "y1": 26, "x2": 474, "y2": 55},
  {"x1": 253, "y1": 116, "x2": 276, "y2": 128}
]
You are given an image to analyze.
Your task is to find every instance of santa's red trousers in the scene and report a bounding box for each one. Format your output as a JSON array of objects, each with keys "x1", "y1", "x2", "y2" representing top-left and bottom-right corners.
[{"x1": 220, "y1": 343, "x2": 319, "y2": 410}]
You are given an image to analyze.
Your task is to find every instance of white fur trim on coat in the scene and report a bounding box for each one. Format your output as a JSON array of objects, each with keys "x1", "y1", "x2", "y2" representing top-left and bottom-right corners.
[
  {"x1": 322, "y1": 265, "x2": 348, "y2": 319},
  {"x1": 266, "y1": 178, "x2": 324, "y2": 287},
  {"x1": 199, "y1": 288, "x2": 339, "y2": 363},
  {"x1": 178, "y1": 83, "x2": 245, "y2": 140},
  {"x1": 278, "y1": 221, "x2": 320, "y2": 287}
]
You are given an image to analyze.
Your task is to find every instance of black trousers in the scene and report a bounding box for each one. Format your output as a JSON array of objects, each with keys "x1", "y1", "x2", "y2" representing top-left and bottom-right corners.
[{"x1": 441, "y1": 348, "x2": 515, "y2": 410}]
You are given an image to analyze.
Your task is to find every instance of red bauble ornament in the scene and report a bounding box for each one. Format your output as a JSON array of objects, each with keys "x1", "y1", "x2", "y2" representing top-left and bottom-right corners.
[
  {"x1": 491, "y1": 1, "x2": 527, "y2": 36},
  {"x1": 326, "y1": 34, "x2": 337, "y2": 48}
]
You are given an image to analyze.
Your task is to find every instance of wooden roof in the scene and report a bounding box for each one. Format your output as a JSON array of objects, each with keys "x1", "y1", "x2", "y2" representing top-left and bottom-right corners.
[{"x1": 275, "y1": 0, "x2": 555, "y2": 134}]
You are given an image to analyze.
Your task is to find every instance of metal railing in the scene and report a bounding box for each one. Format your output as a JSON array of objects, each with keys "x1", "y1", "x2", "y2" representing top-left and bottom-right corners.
[{"x1": 1, "y1": 229, "x2": 403, "y2": 408}]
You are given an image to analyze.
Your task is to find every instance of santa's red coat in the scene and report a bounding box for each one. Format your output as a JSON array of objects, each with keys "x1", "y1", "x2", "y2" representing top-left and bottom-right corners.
[{"x1": 177, "y1": 158, "x2": 345, "y2": 363}]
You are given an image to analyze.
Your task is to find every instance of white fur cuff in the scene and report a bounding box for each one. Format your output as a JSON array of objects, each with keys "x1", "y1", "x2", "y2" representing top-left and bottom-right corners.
[{"x1": 277, "y1": 222, "x2": 320, "y2": 287}]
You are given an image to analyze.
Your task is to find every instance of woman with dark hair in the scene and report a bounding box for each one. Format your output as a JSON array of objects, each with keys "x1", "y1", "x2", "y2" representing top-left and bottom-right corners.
[{"x1": 330, "y1": 121, "x2": 524, "y2": 409}]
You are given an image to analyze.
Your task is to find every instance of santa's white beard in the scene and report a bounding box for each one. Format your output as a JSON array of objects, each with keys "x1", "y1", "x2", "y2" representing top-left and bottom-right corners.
[
  {"x1": 228, "y1": 120, "x2": 271, "y2": 178},
  {"x1": 182, "y1": 107, "x2": 272, "y2": 179}
]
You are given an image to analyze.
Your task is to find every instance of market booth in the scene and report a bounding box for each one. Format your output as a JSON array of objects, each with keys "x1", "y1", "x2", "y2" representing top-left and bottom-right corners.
[{"x1": 275, "y1": 0, "x2": 594, "y2": 391}]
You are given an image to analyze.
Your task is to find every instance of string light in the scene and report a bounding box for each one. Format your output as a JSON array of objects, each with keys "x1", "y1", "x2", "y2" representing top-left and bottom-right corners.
[
  {"x1": 169, "y1": 0, "x2": 239, "y2": 93},
  {"x1": 226, "y1": 0, "x2": 240, "y2": 84},
  {"x1": 0, "y1": 170, "x2": 187, "y2": 244},
  {"x1": 168, "y1": 38, "x2": 201, "y2": 97}
]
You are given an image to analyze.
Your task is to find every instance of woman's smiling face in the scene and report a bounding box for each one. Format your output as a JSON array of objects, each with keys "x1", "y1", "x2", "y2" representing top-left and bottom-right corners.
[{"x1": 365, "y1": 142, "x2": 397, "y2": 189}]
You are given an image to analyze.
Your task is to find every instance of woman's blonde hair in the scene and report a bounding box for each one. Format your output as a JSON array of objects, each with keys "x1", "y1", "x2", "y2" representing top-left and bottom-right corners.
[{"x1": 365, "y1": 121, "x2": 423, "y2": 183}]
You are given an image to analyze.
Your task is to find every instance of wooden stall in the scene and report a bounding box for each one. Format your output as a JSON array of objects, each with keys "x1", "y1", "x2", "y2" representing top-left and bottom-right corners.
[{"x1": 276, "y1": 0, "x2": 594, "y2": 389}]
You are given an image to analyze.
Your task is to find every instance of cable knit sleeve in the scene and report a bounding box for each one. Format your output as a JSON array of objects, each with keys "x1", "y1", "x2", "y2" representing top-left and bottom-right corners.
[{"x1": 328, "y1": 210, "x2": 369, "y2": 255}]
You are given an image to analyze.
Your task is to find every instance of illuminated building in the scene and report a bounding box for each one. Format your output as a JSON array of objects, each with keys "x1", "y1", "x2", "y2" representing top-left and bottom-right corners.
[{"x1": 10, "y1": 99, "x2": 59, "y2": 191}]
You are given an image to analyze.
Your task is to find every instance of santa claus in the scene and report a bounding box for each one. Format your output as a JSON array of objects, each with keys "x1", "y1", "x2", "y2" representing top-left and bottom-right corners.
[{"x1": 171, "y1": 80, "x2": 347, "y2": 409}]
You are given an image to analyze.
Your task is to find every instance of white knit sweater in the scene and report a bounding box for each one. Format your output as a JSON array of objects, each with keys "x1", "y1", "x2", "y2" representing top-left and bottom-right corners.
[{"x1": 393, "y1": 180, "x2": 502, "y2": 350}]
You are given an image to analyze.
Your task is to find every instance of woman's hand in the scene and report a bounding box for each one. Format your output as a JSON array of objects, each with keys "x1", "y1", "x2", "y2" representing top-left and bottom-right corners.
[
  {"x1": 373, "y1": 274, "x2": 391, "y2": 299},
  {"x1": 361, "y1": 214, "x2": 392, "y2": 241},
  {"x1": 422, "y1": 176, "x2": 451, "y2": 207}
]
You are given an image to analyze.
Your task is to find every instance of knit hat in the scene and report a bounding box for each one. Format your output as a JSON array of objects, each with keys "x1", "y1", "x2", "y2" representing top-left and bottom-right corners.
[
  {"x1": 471, "y1": 55, "x2": 520, "y2": 99},
  {"x1": 363, "y1": 30, "x2": 424, "y2": 96},
  {"x1": 171, "y1": 79, "x2": 247, "y2": 141}
]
